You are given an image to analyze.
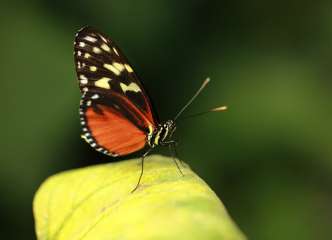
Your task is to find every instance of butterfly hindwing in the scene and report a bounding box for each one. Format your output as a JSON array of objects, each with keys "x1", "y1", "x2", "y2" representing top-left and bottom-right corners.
[
  {"x1": 79, "y1": 93, "x2": 147, "y2": 156},
  {"x1": 74, "y1": 26, "x2": 157, "y2": 156}
]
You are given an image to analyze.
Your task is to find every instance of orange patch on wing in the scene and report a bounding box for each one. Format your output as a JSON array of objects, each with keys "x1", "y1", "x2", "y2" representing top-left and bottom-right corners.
[{"x1": 86, "y1": 105, "x2": 146, "y2": 156}]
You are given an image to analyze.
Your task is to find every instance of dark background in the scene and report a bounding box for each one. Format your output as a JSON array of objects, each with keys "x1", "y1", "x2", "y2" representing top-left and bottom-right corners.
[{"x1": 1, "y1": 1, "x2": 332, "y2": 239}]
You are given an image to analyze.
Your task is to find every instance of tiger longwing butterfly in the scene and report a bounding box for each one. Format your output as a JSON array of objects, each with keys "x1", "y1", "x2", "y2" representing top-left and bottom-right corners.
[{"x1": 74, "y1": 26, "x2": 227, "y2": 192}]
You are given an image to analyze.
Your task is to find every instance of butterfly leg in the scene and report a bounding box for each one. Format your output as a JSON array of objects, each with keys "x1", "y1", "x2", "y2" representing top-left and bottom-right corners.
[
  {"x1": 170, "y1": 141, "x2": 186, "y2": 168},
  {"x1": 131, "y1": 148, "x2": 152, "y2": 193},
  {"x1": 163, "y1": 140, "x2": 185, "y2": 169},
  {"x1": 168, "y1": 142, "x2": 184, "y2": 176}
]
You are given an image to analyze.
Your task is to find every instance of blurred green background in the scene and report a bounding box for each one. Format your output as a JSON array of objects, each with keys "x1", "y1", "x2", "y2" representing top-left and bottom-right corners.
[{"x1": 1, "y1": 0, "x2": 332, "y2": 239}]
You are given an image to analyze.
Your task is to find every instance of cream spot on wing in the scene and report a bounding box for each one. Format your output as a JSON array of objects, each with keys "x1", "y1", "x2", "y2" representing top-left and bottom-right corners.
[
  {"x1": 79, "y1": 42, "x2": 86, "y2": 47},
  {"x1": 93, "y1": 47, "x2": 102, "y2": 54},
  {"x1": 91, "y1": 94, "x2": 99, "y2": 99},
  {"x1": 84, "y1": 36, "x2": 97, "y2": 42},
  {"x1": 86, "y1": 100, "x2": 92, "y2": 106},
  {"x1": 95, "y1": 77, "x2": 111, "y2": 89},
  {"x1": 77, "y1": 51, "x2": 82, "y2": 56},
  {"x1": 101, "y1": 43, "x2": 110, "y2": 52},
  {"x1": 124, "y1": 64, "x2": 133, "y2": 73},
  {"x1": 100, "y1": 35, "x2": 108, "y2": 43},
  {"x1": 84, "y1": 53, "x2": 91, "y2": 59},
  {"x1": 113, "y1": 62, "x2": 125, "y2": 72},
  {"x1": 81, "y1": 134, "x2": 89, "y2": 142},
  {"x1": 120, "y1": 82, "x2": 141, "y2": 93},
  {"x1": 83, "y1": 87, "x2": 89, "y2": 92},
  {"x1": 80, "y1": 79, "x2": 88, "y2": 85},
  {"x1": 80, "y1": 75, "x2": 88, "y2": 80},
  {"x1": 90, "y1": 66, "x2": 97, "y2": 72},
  {"x1": 104, "y1": 63, "x2": 120, "y2": 75},
  {"x1": 113, "y1": 47, "x2": 119, "y2": 56}
]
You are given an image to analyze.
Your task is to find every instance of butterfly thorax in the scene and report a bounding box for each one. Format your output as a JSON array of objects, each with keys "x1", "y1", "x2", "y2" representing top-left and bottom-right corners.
[{"x1": 148, "y1": 120, "x2": 176, "y2": 147}]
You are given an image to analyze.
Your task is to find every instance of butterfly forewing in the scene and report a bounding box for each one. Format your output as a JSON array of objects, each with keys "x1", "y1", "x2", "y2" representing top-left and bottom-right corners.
[
  {"x1": 74, "y1": 26, "x2": 156, "y2": 123},
  {"x1": 74, "y1": 26, "x2": 157, "y2": 156}
]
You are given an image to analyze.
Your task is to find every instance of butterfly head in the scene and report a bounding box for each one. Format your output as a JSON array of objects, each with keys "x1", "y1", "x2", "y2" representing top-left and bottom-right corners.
[
  {"x1": 148, "y1": 120, "x2": 176, "y2": 147},
  {"x1": 162, "y1": 119, "x2": 176, "y2": 140}
]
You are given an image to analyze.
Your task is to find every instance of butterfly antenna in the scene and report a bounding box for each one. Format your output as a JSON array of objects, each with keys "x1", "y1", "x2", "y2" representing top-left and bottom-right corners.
[
  {"x1": 179, "y1": 105, "x2": 228, "y2": 120},
  {"x1": 174, "y1": 77, "x2": 211, "y2": 121}
]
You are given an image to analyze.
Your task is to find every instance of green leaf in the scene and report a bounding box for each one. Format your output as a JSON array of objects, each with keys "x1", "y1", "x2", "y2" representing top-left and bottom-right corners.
[{"x1": 33, "y1": 155, "x2": 246, "y2": 240}]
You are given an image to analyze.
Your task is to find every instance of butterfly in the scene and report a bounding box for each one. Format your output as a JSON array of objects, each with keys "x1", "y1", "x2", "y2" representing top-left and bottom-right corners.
[{"x1": 74, "y1": 26, "x2": 227, "y2": 192}]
